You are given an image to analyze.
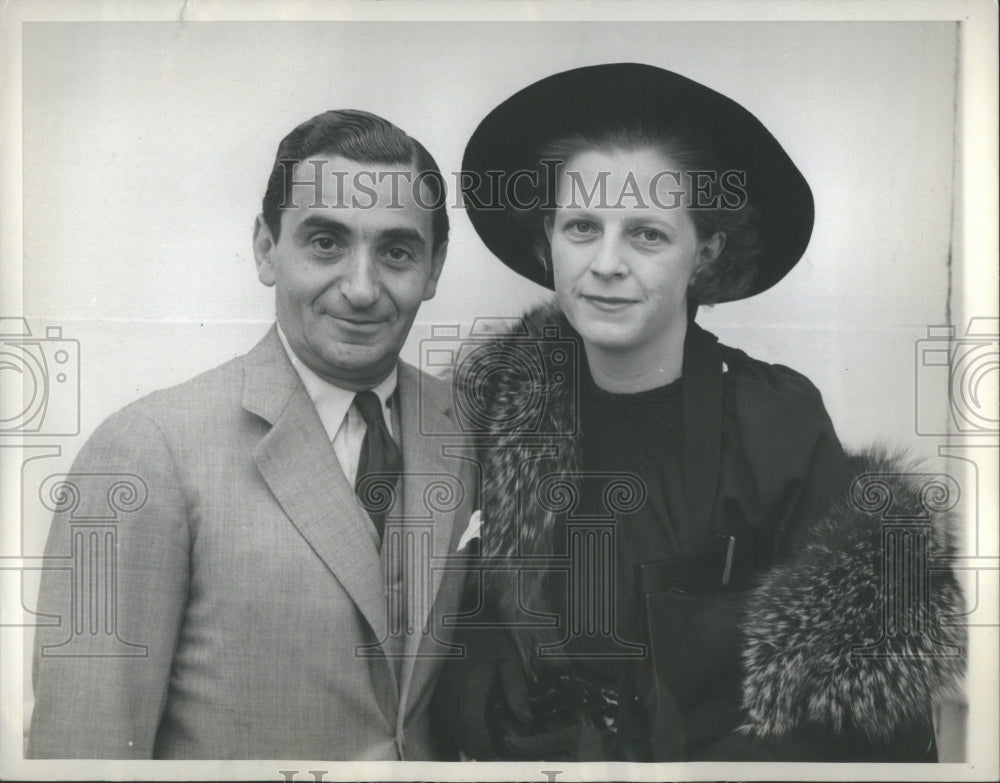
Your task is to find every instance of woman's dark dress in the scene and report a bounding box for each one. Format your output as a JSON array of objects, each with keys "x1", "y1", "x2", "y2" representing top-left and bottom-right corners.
[{"x1": 438, "y1": 311, "x2": 947, "y2": 762}]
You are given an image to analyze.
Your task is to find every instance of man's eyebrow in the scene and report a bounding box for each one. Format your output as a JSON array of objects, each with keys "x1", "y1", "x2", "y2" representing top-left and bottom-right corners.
[
  {"x1": 380, "y1": 227, "x2": 428, "y2": 246},
  {"x1": 291, "y1": 216, "x2": 429, "y2": 247},
  {"x1": 293, "y1": 214, "x2": 351, "y2": 237}
]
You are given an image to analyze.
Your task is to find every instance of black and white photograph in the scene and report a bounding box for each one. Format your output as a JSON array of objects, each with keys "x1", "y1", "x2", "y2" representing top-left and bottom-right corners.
[{"x1": 0, "y1": 1, "x2": 997, "y2": 781}]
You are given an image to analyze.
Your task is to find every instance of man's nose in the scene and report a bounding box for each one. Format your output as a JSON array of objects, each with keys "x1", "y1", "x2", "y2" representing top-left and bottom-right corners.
[
  {"x1": 588, "y1": 234, "x2": 627, "y2": 278},
  {"x1": 339, "y1": 251, "x2": 380, "y2": 308}
]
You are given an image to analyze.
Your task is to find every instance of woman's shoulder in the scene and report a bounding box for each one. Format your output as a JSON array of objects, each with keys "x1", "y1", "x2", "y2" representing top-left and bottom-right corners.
[
  {"x1": 709, "y1": 335, "x2": 844, "y2": 472},
  {"x1": 716, "y1": 338, "x2": 833, "y2": 424}
]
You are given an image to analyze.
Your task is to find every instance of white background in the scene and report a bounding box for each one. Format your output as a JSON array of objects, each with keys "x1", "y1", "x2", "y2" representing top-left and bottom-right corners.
[
  {"x1": 2, "y1": 2, "x2": 997, "y2": 781},
  {"x1": 16, "y1": 20, "x2": 963, "y2": 453}
]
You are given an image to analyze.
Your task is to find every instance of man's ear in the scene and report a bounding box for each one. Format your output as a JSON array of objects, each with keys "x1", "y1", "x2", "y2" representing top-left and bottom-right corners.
[
  {"x1": 543, "y1": 214, "x2": 554, "y2": 244},
  {"x1": 422, "y1": 240, "x2": 449, "y2": 301},
  {"x1": 253, "y1": 215, "x2": 277, "y2": 287}
]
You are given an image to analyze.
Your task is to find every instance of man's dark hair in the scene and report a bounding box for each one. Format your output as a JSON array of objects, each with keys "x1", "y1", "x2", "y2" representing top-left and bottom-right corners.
[{"x1": 262, "y1": 109, "x2": 449, "y2": 252}]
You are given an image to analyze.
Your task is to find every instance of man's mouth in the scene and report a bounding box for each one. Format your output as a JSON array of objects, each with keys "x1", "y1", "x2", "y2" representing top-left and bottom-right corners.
[{"x1": 329, "y1": 313, "x2": 386, "y2": 328}]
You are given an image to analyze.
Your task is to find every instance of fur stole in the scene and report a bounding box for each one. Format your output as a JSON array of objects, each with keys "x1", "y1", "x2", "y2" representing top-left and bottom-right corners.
[
  {"x1": 458, "y1": 301, "x2": 582, "y2": 662},
  {"x1": 739, "y1": 447, "x2": 965, "y2": 744}
]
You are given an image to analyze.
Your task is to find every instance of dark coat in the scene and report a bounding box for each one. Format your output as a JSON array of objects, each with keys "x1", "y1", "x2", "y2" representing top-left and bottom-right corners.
[{"x1": 461, "y1": 301, "x2": 965, "y2": 762}]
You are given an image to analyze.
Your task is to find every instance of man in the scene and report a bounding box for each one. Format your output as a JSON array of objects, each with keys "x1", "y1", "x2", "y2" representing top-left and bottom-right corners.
[{"x1": 28, "y1": 110, "x2": 476, "y2": 759}]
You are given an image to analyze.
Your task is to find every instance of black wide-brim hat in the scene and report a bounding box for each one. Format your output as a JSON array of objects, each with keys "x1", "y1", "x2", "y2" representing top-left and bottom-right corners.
[{"x1": 462, "y1": 62, "x2": 814, "y2": 300}]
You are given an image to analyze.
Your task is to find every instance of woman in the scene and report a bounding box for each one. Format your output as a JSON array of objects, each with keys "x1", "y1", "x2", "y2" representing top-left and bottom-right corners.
[{"x1": 436, "y1": 63, "x2": 964, "y2": 762}]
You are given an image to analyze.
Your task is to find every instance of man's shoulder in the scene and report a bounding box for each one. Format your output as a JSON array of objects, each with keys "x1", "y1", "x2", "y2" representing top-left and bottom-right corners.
[
  {"x1": 64, "y1": 354, "x2": 249, "y2": 476},
  {"x1": 399, "y1": 360, "x2": 451, "y2": 419},
  {"x1": 93, "y1": 328, "x2": 282, "y2": 439},
  {"x1": 399, "y1": 359, "x2": 449, "y2": 393},
  {"x1": 130, "y1": 347, "x2": 252, "y2": 418},
  {"x1": 151, "y1": 355, "x2": 243, "y2": 402}
]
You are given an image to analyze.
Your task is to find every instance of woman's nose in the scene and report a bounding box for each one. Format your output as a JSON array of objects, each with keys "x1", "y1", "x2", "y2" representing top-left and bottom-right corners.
[
  {"x1": 588, "y1": 236, "x2": 627, "y2": 278},
  {"x1": 339, "y1": 252, "x2": 380, "y2": 307}
]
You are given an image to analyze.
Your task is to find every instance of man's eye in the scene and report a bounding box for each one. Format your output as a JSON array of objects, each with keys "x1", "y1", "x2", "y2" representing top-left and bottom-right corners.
[
  {"x1": 566, "y1": 220, "x2": 598, "y2": 237},
  {"x1": 384, "y1": 247, "x2": 414, "y2": 264},
  {"x1": 311, "y1": 236, "x2": 341, "y2": 253}
]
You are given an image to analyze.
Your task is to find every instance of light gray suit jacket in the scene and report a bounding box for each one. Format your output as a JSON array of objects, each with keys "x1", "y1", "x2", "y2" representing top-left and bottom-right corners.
[{"x1": 28, "y1": 327, "x2": 476, "y2": 759}]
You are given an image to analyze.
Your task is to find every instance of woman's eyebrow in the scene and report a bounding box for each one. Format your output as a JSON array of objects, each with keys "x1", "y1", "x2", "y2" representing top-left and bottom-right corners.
[
  {"x1": 554, "y1": 206, "x2": 599, "y2": 217},
  {"x1": 622, "y1": 213, "x2": 677, "y2": 229}
]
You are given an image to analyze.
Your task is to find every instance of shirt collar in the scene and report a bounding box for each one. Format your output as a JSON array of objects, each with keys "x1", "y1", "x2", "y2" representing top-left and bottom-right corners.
[{"x1": 276, "y1": 323, "x2": 397, "y2": 440}]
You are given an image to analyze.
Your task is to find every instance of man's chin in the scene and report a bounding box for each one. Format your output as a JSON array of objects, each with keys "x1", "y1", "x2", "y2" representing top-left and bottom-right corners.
[{"x1": 311, "y1": 342, "x2": 398, "y2": 381}]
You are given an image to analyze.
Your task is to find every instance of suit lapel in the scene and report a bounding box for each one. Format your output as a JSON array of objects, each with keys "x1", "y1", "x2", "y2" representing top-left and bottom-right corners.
[
  {"x1": 394, "y1": 362, "x2": 464, "y2": 723},
  {"x1": 243, "y1": 328, "x2": 391, "y2": 656}
]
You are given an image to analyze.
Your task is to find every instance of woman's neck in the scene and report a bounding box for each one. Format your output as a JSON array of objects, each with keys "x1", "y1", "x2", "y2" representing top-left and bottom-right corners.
[{"x1": 584, "y1": 320, "x2": 689, "y2": 393}]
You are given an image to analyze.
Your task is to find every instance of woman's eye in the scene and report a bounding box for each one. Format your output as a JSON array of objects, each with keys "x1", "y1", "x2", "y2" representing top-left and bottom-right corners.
[{"x1": 635, "y1": 228, "x2": 666, "y2": 243}]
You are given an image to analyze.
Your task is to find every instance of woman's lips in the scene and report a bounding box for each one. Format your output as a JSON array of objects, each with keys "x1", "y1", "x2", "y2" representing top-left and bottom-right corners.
[{"x1": 580, "y1": 294, "x2": 637, "y2": 311}]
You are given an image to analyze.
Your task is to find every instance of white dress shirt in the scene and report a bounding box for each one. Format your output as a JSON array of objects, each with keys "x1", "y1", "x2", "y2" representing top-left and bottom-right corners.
[{"x1": 276, "y1": 324, "x2": 396, "y2": 486}]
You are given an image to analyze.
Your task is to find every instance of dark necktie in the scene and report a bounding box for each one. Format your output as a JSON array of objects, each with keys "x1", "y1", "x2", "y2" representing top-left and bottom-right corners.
[{"x1": 353, "y1": 390, "x2": 403, "y2": 543}]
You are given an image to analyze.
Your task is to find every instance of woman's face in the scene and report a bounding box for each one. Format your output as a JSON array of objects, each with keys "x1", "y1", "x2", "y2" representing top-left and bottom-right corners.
[{"x1": 545, "y1": 146, "x2": 722, "y2": 354}]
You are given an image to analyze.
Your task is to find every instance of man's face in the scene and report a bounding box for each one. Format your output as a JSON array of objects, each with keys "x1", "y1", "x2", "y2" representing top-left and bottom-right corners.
[{"x1": 254, "y1": 155, "x2": 446, "y2": 389}]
